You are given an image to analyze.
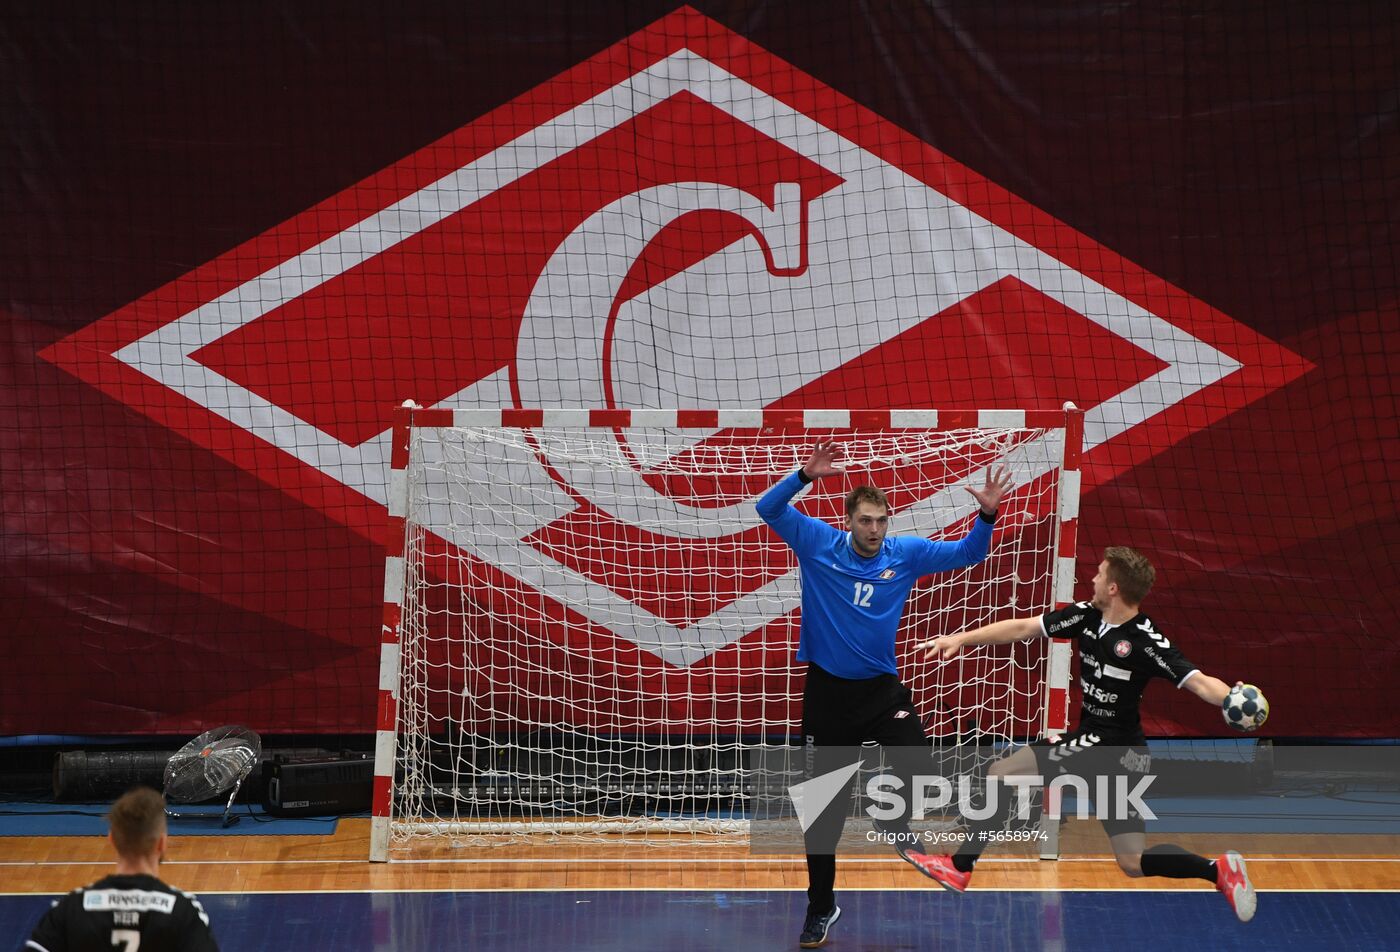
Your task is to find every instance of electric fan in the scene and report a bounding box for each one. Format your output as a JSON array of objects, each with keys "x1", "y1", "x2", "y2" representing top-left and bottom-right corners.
[{"x1": 163, "y1": 726, "x2": 262, "y2": 827}]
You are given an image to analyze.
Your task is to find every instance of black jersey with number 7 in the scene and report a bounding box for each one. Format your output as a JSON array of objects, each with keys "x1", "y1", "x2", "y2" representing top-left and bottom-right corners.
[{"x1": 26, "y1": 873, "x2": 219, "y2": 952}]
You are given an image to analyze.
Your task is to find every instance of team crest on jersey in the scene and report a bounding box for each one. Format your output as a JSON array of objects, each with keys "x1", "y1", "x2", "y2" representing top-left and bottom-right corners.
[
  {"x1": 880, "y1": 569, "x2": 896, "y2": 580},
  {"x1": 1114, "y1": 639, "x2": 1132, "y2": 658}
]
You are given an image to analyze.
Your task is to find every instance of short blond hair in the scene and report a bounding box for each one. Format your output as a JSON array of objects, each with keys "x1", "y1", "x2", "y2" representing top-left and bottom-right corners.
[
  {"x1": 845, "y1": 485, "x2": 889, "y2": 518},
  {"x1": 107, "y1": 787, "x2": 167, "y2": 857},
  {"x1": 1103, "y1": 546, "x2": 1156, "y2": 605}
]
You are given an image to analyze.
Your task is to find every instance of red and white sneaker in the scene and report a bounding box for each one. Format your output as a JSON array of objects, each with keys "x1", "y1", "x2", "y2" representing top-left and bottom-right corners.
[
  {"x1": 1215, "y1": 851, "x2": 1256, "y2": 922},
  {"x1": 896, "y1": 845, "x2": 971, "y2": 893}
]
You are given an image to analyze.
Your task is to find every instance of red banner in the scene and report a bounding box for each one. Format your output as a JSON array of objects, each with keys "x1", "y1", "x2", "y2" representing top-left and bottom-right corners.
[{"x1": 3, "y1": 3, "x2": 1395, "y2": 736}]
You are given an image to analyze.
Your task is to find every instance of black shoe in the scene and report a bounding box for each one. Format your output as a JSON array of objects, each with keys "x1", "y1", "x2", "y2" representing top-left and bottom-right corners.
[{"x1": 799, "y1": 904, "x2": 842, "y2": 948}]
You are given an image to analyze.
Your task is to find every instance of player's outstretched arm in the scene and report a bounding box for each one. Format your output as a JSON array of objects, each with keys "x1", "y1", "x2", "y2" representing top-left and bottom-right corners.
[
  {"x1": 917, "y1": 617, "x2": 1042, "y2": 659},
  {"x1": 1183, "y1": 673, "x2": 1239, "y2": 706},
  {"x1": 914, "y1": 463, "x2": 1012, "y2": 574},
  {"x1": 757, "y1": 440, "x2": 844, "y2": 543},
  {"x1": 966, "y1": 463, "x2": 1013, "y2": 515}
]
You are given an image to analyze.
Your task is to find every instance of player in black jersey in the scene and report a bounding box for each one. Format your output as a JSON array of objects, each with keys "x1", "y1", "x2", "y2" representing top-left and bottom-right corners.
[
  {"x1": 25, "y1": 788, "x2": 219, "y2": 952},
  {"x1": 911, "y1": 546, "x2": 1260, "y2": 922}
]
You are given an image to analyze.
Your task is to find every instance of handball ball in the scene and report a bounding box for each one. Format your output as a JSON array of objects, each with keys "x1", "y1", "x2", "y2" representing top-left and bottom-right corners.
[{"x1": 1222, "y1": 683, "x2": 1269, "y2": 731}]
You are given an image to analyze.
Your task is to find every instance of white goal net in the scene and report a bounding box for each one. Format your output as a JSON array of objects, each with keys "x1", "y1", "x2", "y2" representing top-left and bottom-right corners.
[{"x1": 371, "y1": 408, "x2": 1078, "y2": 859}]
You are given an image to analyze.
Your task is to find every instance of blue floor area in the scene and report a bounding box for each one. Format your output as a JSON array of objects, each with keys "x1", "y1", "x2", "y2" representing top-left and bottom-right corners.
[
  {"x1": 4, "y1": 888, "x2": 1397, "y2": 951},
  {"x1": 0, "y1": 802, "x2": 342, "y2": 836},
  {"x1": 1143, "y1": 791, "x2": 1400, "y2": 834}
]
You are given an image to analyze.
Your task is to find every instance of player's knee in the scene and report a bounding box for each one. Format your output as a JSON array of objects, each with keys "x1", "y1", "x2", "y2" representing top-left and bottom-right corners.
[
  {"x1": 1115, "y1": 854, "x2": 1143, "y2": 877},
  {"x1": 987, "y1": 758, "x2": 1018, "y2": 779}
]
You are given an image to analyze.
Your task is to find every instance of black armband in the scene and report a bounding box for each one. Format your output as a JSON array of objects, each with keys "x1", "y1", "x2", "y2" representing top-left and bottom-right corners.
[
  {"x1": 797, "y1": 468, "x2": 814, "y2": 484},
  {"x1": 978, "y1": 508, "x2": 997, "y2": 524}
]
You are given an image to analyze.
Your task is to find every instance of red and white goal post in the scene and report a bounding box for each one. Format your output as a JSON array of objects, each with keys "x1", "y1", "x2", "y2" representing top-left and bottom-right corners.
[{"x1": 370, "y1": 407, "x2": 1081, "y2": 861}]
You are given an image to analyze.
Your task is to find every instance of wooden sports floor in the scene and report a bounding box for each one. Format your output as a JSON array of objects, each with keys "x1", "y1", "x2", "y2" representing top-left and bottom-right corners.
[
  {"x1": 6, "y1": 821, "x2": 1400, "y2": 950},
  {"x1": 5, "y1": 819, "x2": 1399, "y2": 893}
]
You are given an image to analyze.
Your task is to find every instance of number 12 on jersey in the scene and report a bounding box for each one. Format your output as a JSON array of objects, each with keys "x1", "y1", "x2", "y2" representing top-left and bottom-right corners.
[{"x1": 853, "y1": 582, "x2": 873, "y2": 607}]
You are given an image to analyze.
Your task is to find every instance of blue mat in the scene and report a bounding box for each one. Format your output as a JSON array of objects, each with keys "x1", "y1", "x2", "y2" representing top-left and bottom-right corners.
[{"x1": 0, "y1": 802, "x2": 344, "y2": 836}]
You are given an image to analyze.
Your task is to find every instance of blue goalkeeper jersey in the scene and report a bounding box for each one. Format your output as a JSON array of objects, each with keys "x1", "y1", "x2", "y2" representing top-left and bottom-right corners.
[{"x1": 757, "y1": 470, "x2": 995, "y2": 679}]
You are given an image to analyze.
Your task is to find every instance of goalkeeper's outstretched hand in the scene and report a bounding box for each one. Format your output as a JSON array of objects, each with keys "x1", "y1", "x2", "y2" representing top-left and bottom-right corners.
[
  {"x1": 802, "y1": 440, "x2": 845, "y2": 480},
  {"x1": 968, "y1": 464, "x2": 1013, "y2": 515}
]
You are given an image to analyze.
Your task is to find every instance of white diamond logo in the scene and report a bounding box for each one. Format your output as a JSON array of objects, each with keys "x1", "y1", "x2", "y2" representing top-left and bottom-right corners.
[{"x1": 788, "y1": 760, "x2": 864, "y2": 833}]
